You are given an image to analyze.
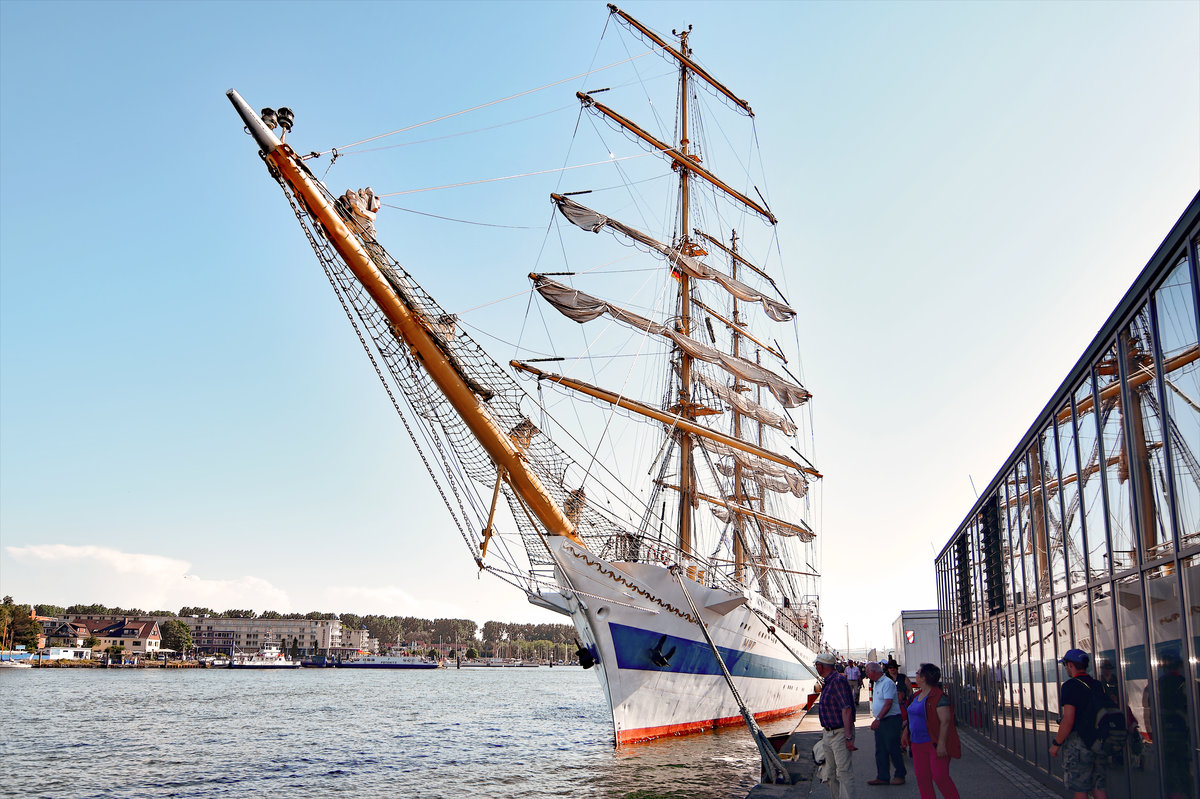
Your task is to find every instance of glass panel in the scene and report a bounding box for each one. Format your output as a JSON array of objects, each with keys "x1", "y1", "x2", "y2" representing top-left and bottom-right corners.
[
  {"x1": 1015, "y1": 604, "x2": 1037, "y2": 762},
  {"x1": 1033, "y1": 601, "x2": 1054, "y2": 769},
  {"x1": 1027, "y1": 440, "x2": 1054, "y2": 600},
  {"x1": 1076, "y1": 373, "x2": 1110, "y2": 581},
  {"x1": 1125, "y1": 305, "x2": 1174, "y2": 560},
  {"x1": 1145, "y1": 568, "x2": 1196, "y2": 799},
  {"x1": 1006, "y1": 471, "x2": 1027, "y2": 607},
  {"x1": 1154, "y1": 256, "x2": 1200, "y2": 552},
  {"x1": 1116, "y1": 574, "x2": 1161, "y2": 796},
  {"x1": 1182, "y1": 554, "x2": 1200, "y2": 756},
  {"x1": 1017, "y1": 457, "x2": 1040, "y2": 604},
  {"x1": 1092, "y1": 586, "x2": 1131, "y2": 799},
  {"x1": 1041, "y1": 423, "x2": 1069, "y2": 594},
  {"x1": 1052, "y1": 594, "x2": 1071, "y2": 687},
  {"x1": 1057, "y1": 401, "x2": 1089, "y2": 588},
  {"x1": 985, "y1": 618, "x2": 1000, "y2": 740},
  {"x1": 996, "y1": 613, "x2": 1014, "y2": 751},
  {"x1": 1098, "y1": 344, "x2": 1137, "y2": 572}
]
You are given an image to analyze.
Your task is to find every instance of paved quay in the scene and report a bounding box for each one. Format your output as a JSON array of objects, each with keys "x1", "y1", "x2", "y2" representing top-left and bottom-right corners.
[{"x1": 748, "y1": 698, "x2": 1063, "y2": 799}]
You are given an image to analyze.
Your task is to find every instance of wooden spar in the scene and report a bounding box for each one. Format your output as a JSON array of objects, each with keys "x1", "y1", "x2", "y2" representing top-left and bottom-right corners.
[
  {"x1": 227, "y1": 89, "x2": 584, "y2": 548},
  {"x1": 691, "y1": 297, "x2": 786, "y2": 362},
  {"x1": 479, "y1": 469, "x2": 505, "y2": 559},
  {"x1": 1057, "y1": 343, "x2": 1199, "y2": 423},
  {"x1": 606, "y1": 4, "x2": 754, "y2": 117},
  {"x1": 694, "y1": 230, "x2": 782, "y2": 296},
  {"x1": 510, "y1": 360, "x2": 822, "y2": 478},
  {"x1": 577, "y1": 92, "x2": 776, "y2": 224},
  {"x1": 657, "y1": 482, "x2": 816, "y2": 538},
  {"x1": 706, "y1": 556, "x2": 820, "y2": 579}
]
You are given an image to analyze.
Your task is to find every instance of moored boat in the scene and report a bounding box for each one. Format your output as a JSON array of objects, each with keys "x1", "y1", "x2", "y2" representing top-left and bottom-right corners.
[
  {"x1": 229, "y1": 643, "x2": 300, "y2": 669},
  {"x1": 338, "y1": 653, "x2": 440, "y2": 670}
]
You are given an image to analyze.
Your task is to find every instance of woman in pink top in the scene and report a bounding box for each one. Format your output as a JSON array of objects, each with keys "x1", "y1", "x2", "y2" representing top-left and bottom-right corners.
[{"x1": 900, "y1": 663, "x2": 961, "y2": 799}]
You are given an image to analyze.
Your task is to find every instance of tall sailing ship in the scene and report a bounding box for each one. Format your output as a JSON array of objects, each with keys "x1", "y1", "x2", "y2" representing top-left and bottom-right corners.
[{"x1": 228, "y1": 4, "x2": 827, "y2": 746}]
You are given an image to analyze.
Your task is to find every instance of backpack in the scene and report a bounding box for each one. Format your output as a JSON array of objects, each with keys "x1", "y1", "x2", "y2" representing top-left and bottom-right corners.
[{"x1": 1076, "y1": 677, "x2": 1127, "y2": 757}]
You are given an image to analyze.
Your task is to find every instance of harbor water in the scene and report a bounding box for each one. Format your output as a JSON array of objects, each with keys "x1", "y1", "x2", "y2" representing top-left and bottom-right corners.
[{"x1": 0, "y1": 666, "x2": 793, "y2": 798}]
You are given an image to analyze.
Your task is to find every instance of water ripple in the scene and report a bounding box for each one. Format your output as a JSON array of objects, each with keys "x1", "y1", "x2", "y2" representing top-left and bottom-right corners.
[{"x1": 0, "y1": 667, "x2": 788, "y2": 798}]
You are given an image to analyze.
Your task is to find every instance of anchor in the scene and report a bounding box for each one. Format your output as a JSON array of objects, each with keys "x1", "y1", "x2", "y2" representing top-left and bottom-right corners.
[
  {"x1": 649, "y1": 634, "x2": 676, "y2": 668},
  {"x1": 574, "y1": 638, "x2": 597, "y2": 669}
]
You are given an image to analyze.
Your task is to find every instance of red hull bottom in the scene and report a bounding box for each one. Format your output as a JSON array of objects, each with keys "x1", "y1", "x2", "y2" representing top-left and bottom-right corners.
[{"x1": 615, "y1": 702, "x2": 806, "y2": 746}]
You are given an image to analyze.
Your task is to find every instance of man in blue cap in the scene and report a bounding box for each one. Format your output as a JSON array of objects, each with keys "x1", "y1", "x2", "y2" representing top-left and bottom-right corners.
[{"x1": 1050, "y1": 648, "x2": 1109, "y2": 799}]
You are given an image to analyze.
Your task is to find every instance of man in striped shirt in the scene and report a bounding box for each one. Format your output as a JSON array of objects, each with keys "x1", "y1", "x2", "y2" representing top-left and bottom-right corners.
[{"x1": 816, "y1": 652, "x2": 857, "y2": 799}]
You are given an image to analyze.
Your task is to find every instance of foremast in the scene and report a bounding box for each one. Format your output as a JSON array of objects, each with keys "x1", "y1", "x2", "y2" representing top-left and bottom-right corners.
[{"x1": 226, "y1": 89, "x2": 586, "y2": 549}]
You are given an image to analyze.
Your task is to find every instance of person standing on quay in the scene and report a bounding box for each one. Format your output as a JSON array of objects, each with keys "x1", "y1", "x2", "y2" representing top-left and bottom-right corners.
[
  {"x1": 1051, "y1": 649, "x2": 1109, "y2": 799},
  {"x1": 866, "y1": 661, "x2": 906, "y2": 785},
  {"x1": 845, "y1": 660, "x2": 863, "y2": 706},
  {"x1": 901, "y1": 663, "x2": 961, "y2": 799},
  {"x1": 815, "y1": 652, "x2": 857, "y2": 799}
]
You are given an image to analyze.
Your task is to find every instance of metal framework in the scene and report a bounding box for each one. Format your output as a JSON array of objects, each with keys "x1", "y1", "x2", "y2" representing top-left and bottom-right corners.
[{"x1": 934, "y1": 191, "x2": 1200, "y2": 798}]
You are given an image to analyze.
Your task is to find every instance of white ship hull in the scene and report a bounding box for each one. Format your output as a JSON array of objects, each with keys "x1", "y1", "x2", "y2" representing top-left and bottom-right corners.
[{"x1": 545, "y1": 538, "x2": 820, "y2": 745}]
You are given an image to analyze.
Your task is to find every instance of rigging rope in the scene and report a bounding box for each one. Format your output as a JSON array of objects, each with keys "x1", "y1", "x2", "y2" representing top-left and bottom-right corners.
[
  {"x1": 327, "y1": 52, "x2": 655, "y2": 155},
  {"x1": 376, "y1": 152, "x2": 658, "y2": 197}
]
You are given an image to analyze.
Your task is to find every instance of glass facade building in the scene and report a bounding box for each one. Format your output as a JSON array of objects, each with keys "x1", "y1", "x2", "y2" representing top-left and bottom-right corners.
[{"x1": 936, "y1": 192, "x2": 1200, "y2": 798}]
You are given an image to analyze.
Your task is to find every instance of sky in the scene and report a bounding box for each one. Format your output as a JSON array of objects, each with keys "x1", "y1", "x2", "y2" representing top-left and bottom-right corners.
[{"x1": 1, "y1": 0, "x2": 1197, "y2": 654}]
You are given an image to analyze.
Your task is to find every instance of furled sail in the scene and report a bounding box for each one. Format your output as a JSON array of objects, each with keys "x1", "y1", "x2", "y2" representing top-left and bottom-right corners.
[
  {"x1": 553, "y1": 195, "x2": 795, "y2": 323},
  {"x1": 534, "y1": 275, "x2": 810, "y2": 408},
  {"x1": 696, "y1": 435, "x2": 816, "y2": 482},
  {"x1": 711, "y1": 506, "x2": 815, "y2": 542},
  {"x1": 695, "y1": 372, "x2": 798, "y2": 433},
  {"x1": 714, "y1": 460, "x2": 809, "y2": 499}
]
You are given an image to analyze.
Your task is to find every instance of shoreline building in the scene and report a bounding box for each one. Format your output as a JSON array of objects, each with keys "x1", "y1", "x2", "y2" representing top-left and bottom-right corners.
[
  {"x1": 890, "y1": 610, "x2": 940, "y2": 678},
  {"x1": 936, "y1": 192, "x2": 1199, "y2": 798}
]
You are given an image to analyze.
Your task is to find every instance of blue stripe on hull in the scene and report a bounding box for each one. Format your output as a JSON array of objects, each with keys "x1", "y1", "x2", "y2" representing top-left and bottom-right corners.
[{"x1": 609, "y1": 622, "x2": 811, "y2": 680}]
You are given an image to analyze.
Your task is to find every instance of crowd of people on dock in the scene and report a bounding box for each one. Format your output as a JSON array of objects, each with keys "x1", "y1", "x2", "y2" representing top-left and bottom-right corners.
[
  {"x1": 813, "y1": 653, "x2": 962, "y2": 799},
  {"x1": 814, "y1": 647, "x2": 1123, "y2": 799}
]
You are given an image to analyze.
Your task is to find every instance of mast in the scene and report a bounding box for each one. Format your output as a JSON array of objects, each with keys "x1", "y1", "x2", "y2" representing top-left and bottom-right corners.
[
  {"x1": 730, "y1": 229, "x2": 747, "y2": 583},
  {"x1": 226, "y1": 89, "x2": 585, "y2": 549},
  {"x1": 676, "y1": 24, "x2": 695, "y2": 559}
]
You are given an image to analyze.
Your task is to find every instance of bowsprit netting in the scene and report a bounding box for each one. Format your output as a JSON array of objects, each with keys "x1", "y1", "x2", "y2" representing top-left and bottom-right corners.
[{"x1": 265, "y1": 157, "x2": 630, "y2": 577}]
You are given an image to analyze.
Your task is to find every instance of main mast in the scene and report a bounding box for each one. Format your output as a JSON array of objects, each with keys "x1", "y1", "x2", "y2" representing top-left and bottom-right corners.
[{"x1": 675, "y1": 24, "x2": 696, "y2": 559}]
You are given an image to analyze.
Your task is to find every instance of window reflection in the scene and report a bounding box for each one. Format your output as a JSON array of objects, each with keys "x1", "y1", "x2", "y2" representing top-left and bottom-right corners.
[
  {"x1": 1028, "y1": 439, "x2": 1055, "y2": 598},
  {"x1": 1153, "y1": 256, "x2": 1200, "y2": 551},
  {"x1": 1098, "y1": 345, "x2": 1136, "y2": 572},
  {"x1": 1181, "y1": 555, "x2": 1200, "y2": 747},
  {"x1": 1036, "y1": 425, "x2": 1067, "y2": 594},
  {"x1": 1116, "y1": 574, "x2": 1161, "y2": 796},
  {"x1": 1075, "y1": 374, "x2": 1110, "y2": 582},
  {"x1": 1006, "y1": 473, "x2": 1026, "y2": 607},
  {"x1": 1144, "y1": 569, "x2": 1195, "y2": 799},
  {"x1": 1124, "y1": 306, "x2": 1174, "y2": 560},
  {"x1": 1016, "y1": 457, "x2": 1041, "y2": 604}
]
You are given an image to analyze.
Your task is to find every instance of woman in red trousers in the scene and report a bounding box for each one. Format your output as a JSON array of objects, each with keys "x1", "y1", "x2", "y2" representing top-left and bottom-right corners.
[{"x1": 900, "y1": 663, "x2": 961, "y2": 799}]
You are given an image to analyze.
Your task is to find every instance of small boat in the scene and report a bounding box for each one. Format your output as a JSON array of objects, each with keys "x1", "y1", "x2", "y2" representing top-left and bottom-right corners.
[
  {"x1": 202, "y1": 656, "x2": 230, "y2": 668},
  {"x1": 460, "y1": 659, "x2": 540, "y2": 668},
  {"x1": 0, "y1": 659, "x2": 32, "y2": 669},
  {"x1": 338, "y1": 653, "x2": 440, "y2": 669},
  {"x1": 300, "y1": 654, "x2": 335, "y2": 668},
  {"x1": 229, "y1": 643, "x2": 300, "y2": 669}
]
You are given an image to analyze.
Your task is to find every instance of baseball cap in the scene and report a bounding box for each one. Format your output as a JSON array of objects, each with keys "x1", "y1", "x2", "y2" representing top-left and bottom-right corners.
[{"x1": 1060, "y1": 648, "x2": 1089, "y2": 667}]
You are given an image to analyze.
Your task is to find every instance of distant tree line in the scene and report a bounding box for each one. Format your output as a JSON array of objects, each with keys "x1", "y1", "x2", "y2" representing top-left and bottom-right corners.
[
  {"x1": 22, "y1": 602, "x2": 575, "y2": 648},
  {"x1": 2, "y1": 597, "x2": 42, "y2": 651}
]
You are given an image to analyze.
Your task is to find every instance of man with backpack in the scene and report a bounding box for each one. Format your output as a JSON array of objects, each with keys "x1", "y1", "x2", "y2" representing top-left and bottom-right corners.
[{"x1": 1050, "y1": 648, "x2": 1110, "y2": 799}]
